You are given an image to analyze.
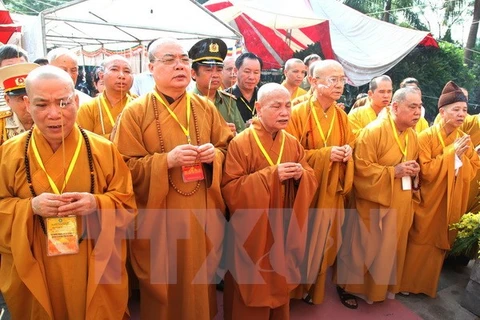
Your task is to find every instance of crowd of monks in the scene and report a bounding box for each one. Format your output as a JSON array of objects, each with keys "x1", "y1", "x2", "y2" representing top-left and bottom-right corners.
[{"x1": 0, "y1": 36, "x2": 478, "y2": 320}]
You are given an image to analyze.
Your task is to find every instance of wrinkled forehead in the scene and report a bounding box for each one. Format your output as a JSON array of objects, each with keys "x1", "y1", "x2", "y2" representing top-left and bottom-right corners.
[{"x1": 154, "y1": 42, "x2": 188, "y2": 57}]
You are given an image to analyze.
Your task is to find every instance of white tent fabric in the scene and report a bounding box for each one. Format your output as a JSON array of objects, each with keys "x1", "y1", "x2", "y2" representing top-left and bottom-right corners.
[
  {"x1": 19, "y1": 0, "x2": 240, "y2": 71},
  {"x1": 206, "y1": 0, "x2": 437, "y2": 86},
  {"x1": 309, "y1": 0, "x2": 435, "y2": 86}
]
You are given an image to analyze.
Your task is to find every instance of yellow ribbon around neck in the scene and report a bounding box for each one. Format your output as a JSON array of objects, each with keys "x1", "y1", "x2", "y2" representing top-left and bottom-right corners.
[
  {"x1": 100, "y1": 93, "x2": 132, "y2": 127},
  {"x1": 389, "y1": 115, "x2": 408, "y2": 161},
  {"x1": 310, "y1": 100, "x2": 336, "y2": 147},
  {"x1": 153, "y1": 91, "x2": 192, "y2": 144},
  {"x1": 240, "y1": 97, "x2": 256, "y2": 116},
  {"x1": 437, "y1": 126, "x2": 459, "y2": 149},
  {"x1": 30, "y1": 131, "x2": 83, "y2": 194},
  {"x1": 251, "y1": 127, "x2": 286, "y2": 166}
]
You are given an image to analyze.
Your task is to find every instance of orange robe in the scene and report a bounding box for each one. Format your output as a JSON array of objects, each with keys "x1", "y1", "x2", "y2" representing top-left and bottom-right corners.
[
  {"x1": 281, "y1": 81, "x2": 307, "y2": 100},
  {"x1": 401, "y1": 125, "x2": 480, "y2": 297},
  {"x1": 113, "y1": 90, "x2": 233, "y2": 320},
  {"x1": 221, "y1": 119, "x2": 317, "y2": 319},
  {"x1": 336, "y1": 113, "x2": 419, "y2": 302},
  {"x1": 460, "y1": 114, "x2": 480, "y2": 213},
  {"x1": 286, "y1": 97, "x2": 355, "y2": 304},
  {"x1": 347, "y1": 100, "x2": 378, "y2": 136},
  {"x1": 77, "y1": 92, "x2": 136, "y2": 138},
  {"x1": 291, "y1": 90, "x2": 312, "y2": 107},
  {"x1": 0, "y1": 126, "x2": 136, "y2": 319}
]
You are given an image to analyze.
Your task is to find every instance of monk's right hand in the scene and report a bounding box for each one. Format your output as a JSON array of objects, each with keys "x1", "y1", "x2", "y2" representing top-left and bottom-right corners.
[
  {"x1": 454, "y1": 135, "x2": 471, "y2": 158},
  {"x1": 31, "y1": 193, "x2": 70, "y2": 217},
  {"x1": 331, "y1": 146, "x2": 348, "y2": 162},
  {"x1": 167, "y1": 144, "x2": 200, "y2": 169},
  {"x1": 394, "y1": 160, "x2": 419, "y2": 178},
  {"x1": 278, "y1": 162, "x2": 302, "y2": 182}
]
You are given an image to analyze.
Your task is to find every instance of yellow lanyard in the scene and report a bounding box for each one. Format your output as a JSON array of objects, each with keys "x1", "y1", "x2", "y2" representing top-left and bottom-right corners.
[
  {"x1": 310, "y1": 100, "x2": 336, "y2": 147},
  {"x1": 30, "y1": 131, "x2": 83, "y2": 194},
  {"x1": 251, "y1": 127, "x2": 286, "y2": 166},
  {"x1": 240, "y1": 97, "x2": 256, "y2": 116},
  {"x1": 100, "y1": 93, "x2": 132, "y2": 127},
  {"x1": 153, "y1": 91, "x2": 192, "y2": 144},
  {"x1": 389, "y1": 115, "x2": 408, "y2": 161},
  {"x1": 437, "y1": 126, "x2": 459, "y2": 149}
]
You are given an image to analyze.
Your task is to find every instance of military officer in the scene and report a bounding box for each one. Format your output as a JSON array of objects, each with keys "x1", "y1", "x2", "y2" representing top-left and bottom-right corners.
[
  {"x1": 0, "y1": 63, "x2": 39, "y2": 145},
  {"x1": 189, "y1": 38, "x2": 245, "y2": 134}
]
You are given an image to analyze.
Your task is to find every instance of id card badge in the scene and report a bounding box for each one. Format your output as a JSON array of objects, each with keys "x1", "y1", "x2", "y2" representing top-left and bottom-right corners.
[
  {"x1": 402, "y1": 176, "x2": 412, "y2": 191},
  {"x1": 182, "y1": 163, "x2": 205, "y2": 182},
  {"x1": 46, "y1": 216, "x2": 79, "y2": 256}
]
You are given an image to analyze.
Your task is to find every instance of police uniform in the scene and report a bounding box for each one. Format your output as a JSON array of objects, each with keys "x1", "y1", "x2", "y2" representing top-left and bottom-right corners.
[
  {"x1": 188, "y1": 38, "x2": 246, "y2": 133},
  {"x1": 0, "y1": 63, "x2": 39, "y2": 145}
]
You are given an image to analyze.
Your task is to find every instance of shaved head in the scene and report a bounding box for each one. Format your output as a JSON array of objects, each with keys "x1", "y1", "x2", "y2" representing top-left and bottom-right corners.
[
  {"x1": 26, "y1": 65, "x2": 74, "y2": 96},
  {"x1": 101, "y1": 54, "x2": 131, "y2": 68},
  {"x1": 313, "y1": 60, "x2": 343, "y2": 79},
  {"x1": 257, "y1": 82, "x2": 290, "y2": 103}
]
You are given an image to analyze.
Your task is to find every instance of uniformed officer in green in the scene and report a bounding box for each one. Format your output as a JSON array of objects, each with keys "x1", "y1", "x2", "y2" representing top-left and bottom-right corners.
[
  {"x1": 0, "y1": 63, "x2": 39, "y2": 145},
  {"x1": 189, "y1": 38, "x2": 245, "y2": 134}
]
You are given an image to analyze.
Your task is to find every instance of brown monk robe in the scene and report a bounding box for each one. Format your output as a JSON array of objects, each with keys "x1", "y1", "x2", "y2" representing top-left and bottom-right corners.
[
  {"x1": 0, "y1": 66, "x2": 136, "y2": 319},
  {"x1": 286, "y1": 60, "x2": 354, "y2": 305},
  {"x1": 401, "y1": 81, "x2": 480, "y2": 297},
  {"x1": 77, "y1": 55, "x2": 136, "y2": 138},
  {"x1": 113, "y1": 38, "x2": 233, "y2": 320},
  {"x1": 221, "y1": 83, "x2": 317, "y2": 319},
  {"x1": 336, "y1": 87, "x2": 421, "y2": 303}
]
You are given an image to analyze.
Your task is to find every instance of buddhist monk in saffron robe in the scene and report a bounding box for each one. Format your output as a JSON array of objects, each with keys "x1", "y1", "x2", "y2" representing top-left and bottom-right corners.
[
  {"x1": 281, "y1": 58, "x2": 307, "y2": 100},
  {"x1": 77, "y1": 55, "x2": 136, "y2": 138},
  {"x1": 336, "y1": 87, "x2": 421, "y2": 304},
  {"x1": 222, "y1": 83, "x2": 317, "y2": 319},
  {"x1": 113, "y1": 38, "x2": 233, "y2": 320},
  {"x1": 0, "y1": 66, "x2": 136, "y2": 319},
  {"x1": 401, "y1": 81, "x2": 480, "y2": 297},
  {"x1": 286, "y1": 60, "x2": 355, "y2": 305},
  {"x1": 348, "y1": 75, "x2": 393, "y2": 136},
  {"x1": 457, "y1": 114, "x2": 480, "y2": 214}
]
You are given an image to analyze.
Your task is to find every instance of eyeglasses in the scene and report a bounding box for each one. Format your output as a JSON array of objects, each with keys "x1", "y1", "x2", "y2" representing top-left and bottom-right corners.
[
  {"x1": 153, "y1": 54, "x2": 191, "y2": 66},
  {"x1": 315, "y1": 76, "x2": 348, "y2": 85}
]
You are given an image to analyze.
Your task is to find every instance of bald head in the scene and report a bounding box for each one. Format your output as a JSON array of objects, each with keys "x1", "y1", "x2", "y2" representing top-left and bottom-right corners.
[
  {"x1": 284, "y1": 58, "x2": 304, "y2": 71},
  {"x1": 148, "y1": 38, "x2": 186, "y2": 62},
  {"x1": 257, "y1": 83, "x2": 290, "y2": 103},
  {"x1": 313, "y1": 60, "x2": 343, "y2": 79},
  {"x1": 255, "y1": 83, "x2": 291, "y2": 135},
  {"x1": 26, "y1": 65, "x2": 75, "y2": 96},
  {"x1": 101, "y1": 54, "x2": 131, "y2": 68}
]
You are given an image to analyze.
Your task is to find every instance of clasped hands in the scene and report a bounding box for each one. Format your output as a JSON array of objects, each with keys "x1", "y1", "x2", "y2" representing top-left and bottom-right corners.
[
  {"x1": 167, "y1": 143, "x2": 215, "y2": 169},
  {"x1": 278, "y1": 162, "x2": 303, "y2": 182},
  {"x1": 330, "y1": 144, "x2": 353, "y2": 162},
  {"x1": 31, "y1": 192, "x2": 97, "y2": 217},
  {"x1": 394, "y1": 160, "x2": 420, "y2": 179}
]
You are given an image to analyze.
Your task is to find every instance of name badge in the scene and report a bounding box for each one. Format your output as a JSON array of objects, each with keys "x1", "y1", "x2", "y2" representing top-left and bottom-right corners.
[
  {"x1": 46, "y1": 216, "x2": 79, "y2": 256},
  {"x1": 402, "y1": 176, "x2": 412, "y2": 191},
  {"x1": 182, "y1": 163, "x2": 205, "y2": 182}
]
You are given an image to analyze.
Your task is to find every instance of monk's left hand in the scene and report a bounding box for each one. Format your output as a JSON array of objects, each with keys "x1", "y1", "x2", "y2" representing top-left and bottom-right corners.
[
  {"x1": 197, "y1": 143, "x2": 216, "y2": 164},
  {"x1": 57, "y1": 192, "x2": 97, "y2": 216}
]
